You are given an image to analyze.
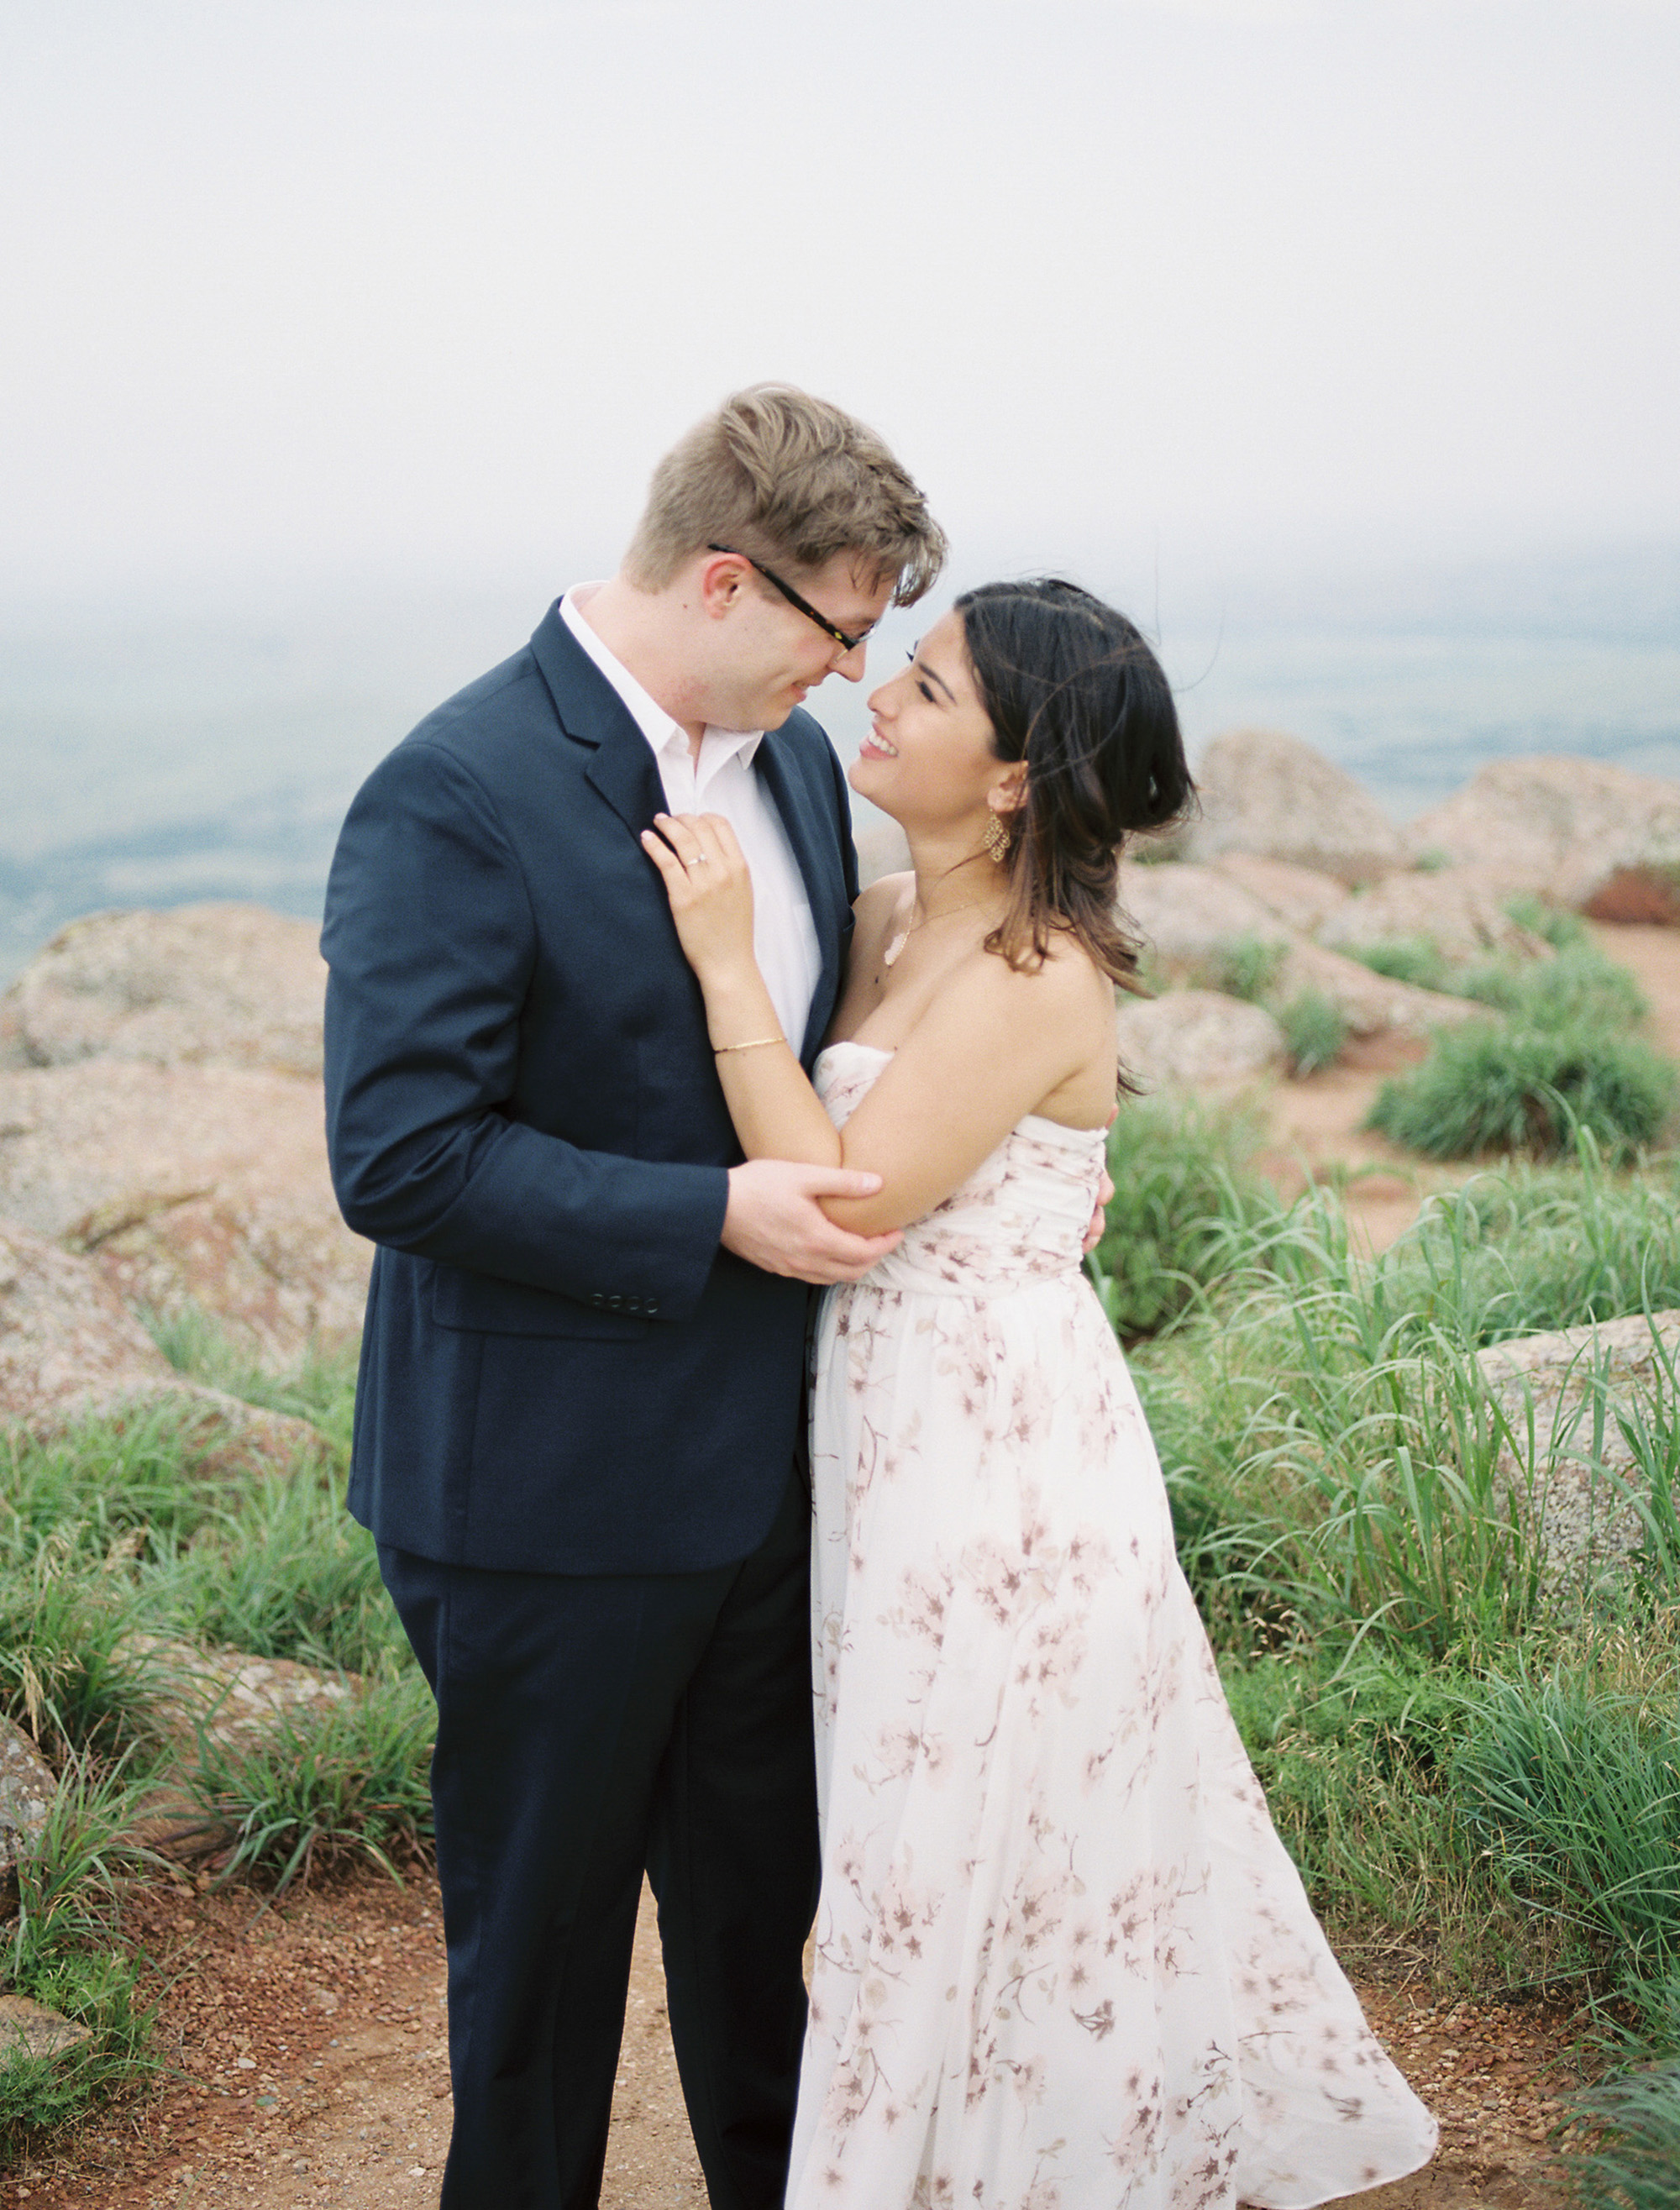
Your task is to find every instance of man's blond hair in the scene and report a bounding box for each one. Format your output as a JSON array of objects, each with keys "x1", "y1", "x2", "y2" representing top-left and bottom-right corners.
[{"x1": 623, "y1": 385, "x2": 946, "y2": 606}]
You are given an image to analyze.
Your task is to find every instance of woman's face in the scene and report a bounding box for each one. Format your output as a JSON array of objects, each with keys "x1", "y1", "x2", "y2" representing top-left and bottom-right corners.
[{"x1": 850, "y1": 609, "x2": 1021, "y2": 834}]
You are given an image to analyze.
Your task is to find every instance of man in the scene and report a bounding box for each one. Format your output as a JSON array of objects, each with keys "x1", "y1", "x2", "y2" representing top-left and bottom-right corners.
[{"x1": 321, "y1": 386, "x2": 948, "y2": 2210}]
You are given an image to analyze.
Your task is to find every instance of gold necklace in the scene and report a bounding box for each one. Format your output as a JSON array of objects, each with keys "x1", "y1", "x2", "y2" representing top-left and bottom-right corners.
[{"x1": 881, "y1": 895, "x2": 997, "y2": 969}]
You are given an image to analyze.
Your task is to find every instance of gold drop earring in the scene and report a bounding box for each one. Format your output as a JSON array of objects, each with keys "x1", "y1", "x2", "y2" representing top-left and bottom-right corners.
[{"x1": 983, "y1": 811, "x2": 1011, "y2": 864}]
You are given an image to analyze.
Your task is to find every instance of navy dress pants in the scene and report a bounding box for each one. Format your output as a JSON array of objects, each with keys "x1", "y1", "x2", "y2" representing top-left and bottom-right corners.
[{"x1": 379, "y1": 1466, "x2": 819, "y2": 2210}]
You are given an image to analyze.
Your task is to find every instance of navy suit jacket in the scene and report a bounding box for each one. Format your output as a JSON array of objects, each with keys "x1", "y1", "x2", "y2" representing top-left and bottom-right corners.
[{"x1": 321, "y1": 606, "x2": 858, "y2": 1574}]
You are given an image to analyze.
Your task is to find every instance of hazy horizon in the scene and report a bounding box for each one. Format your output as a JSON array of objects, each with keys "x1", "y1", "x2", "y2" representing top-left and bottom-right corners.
[
  {"x1": 6, "y1": 2, "x2": 1677, "y2": 602},
  {"x1": 5, "y1": 1, "x2": 1675, "y2": 981}
]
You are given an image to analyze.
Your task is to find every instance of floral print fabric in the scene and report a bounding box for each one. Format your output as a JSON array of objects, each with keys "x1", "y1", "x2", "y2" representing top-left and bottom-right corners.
[{"x1": 787, "y1": 1042, "x2": 1436, "y2": 2210}]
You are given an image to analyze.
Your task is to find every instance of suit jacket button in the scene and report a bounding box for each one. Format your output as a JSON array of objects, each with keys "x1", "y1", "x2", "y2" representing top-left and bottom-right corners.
[
  {"x1": 606, "y1": 1294, "x2": 624, "y2": 1310},
  {"x1": 646, "y1": 1299, "x2": 659, "y2": 1316}
]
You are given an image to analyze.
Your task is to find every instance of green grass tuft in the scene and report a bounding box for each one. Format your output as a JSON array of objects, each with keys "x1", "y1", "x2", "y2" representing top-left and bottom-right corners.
[
  {"x1": 1503, "y1": 895, "x2": 1590, "y2": 953},
  {"x1": 1213, "y1": 1644, "x2": 1554, "y2": 1975},
  {"x1": 0, "y1": 1404, "x2": 238, "y2": 1571},
  {"x1": 185, "y1": 1670, "x2": 435, "y2": 1891},
  {"x1": 1, "y1": 1753, "x2": 161, "y2": 2167},
  {"x1": 1373, "y1": 1139, "x2": 1680, "y2": 1347},
  {"x1": 1276, "y1": 988, "x2": 1348, "y2": 1075},
  {"x1": 1368, "y1": 1021, "x2": 1676, "y2": 1163},
  {"x1": 0, "y1": 1564, "x2": 171, "y2": 1761},
  {"x1": 1556, "y1": 2060, "x2": 1680, "y2": 2209},
  {"x1": 1196, "y1": 932, "x2": 1289, "y2": 1005},
  {"x1": 142, "y1": 1304, "x2": 359, "y2": 1460},
  {"x1": 1089, "y1": 1095, "x2": 1274, "y2": 1338},
  {"x1": 1348, "y1": 936, "x2": 1452, "y2": 993},
  {"x1": 1459, "y1": 942, "x2": 1649, "y2": 1030},
  {"x1": 142, "y1": 1460, "x2": 407, "y2": 1679},
  {"x1": 1453, "y1": 1665, "x2": 1680, "y2": 1988},
  {"x1": 0, "y1": 1330, "x2": 403, "y2": 2166}
]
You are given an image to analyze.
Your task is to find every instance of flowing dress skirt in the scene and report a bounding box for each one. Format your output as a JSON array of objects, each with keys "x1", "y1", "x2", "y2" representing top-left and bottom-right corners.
[{"x1": 786, "y1": 1047, "x2": 1437, "y2": 2210}]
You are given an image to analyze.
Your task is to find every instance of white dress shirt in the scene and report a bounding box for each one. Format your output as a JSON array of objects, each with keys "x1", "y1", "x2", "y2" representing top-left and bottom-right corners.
[{"x1": 560, "y1": 586, "x2": 823, "y2": 1051}]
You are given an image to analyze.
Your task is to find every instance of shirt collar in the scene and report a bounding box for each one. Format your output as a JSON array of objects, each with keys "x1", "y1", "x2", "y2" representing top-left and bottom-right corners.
[{"x1": 559, "y1": 585, "x2": 765, "y2": 769}]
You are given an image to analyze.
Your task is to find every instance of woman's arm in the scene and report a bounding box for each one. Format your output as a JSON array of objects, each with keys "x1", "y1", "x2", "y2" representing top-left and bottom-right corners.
[
  {"x1": 641, "y1": 811, "x2": 843, "y2": 1168},
  {"x1": 821, "y1": 948, "x2": 1111, "y2": 1234},
  {"x1": 643, "y1": 813, "x2": 1114, "y2": 1236}
]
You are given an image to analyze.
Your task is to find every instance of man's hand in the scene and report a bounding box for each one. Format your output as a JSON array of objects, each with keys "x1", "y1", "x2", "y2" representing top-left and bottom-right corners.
[
  {"x1": 1083, "y1": 1103, "x2": 1117, "y2": 1254},
  {"x1": 1083, "y1": 1166, "x2": 1114, "y2": 1254},
  {"x1": 722, "y1": 1160, "x2": 902, "y2": 1285}
]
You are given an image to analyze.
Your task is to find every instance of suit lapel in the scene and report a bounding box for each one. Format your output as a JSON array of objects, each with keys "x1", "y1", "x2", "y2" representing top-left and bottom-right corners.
[
  {"x1": 528, "y1": 605, "x2": 665, "y2": 838},
  {"x1": 582, "y1": 725, "x2": 665, "y2": 841},
  {"x1": 753, "y1": 727, "x2": 851, "y2": 1064},
  {"x1": 532, "y1": 606, "x2": 851, "y2": 1066}
]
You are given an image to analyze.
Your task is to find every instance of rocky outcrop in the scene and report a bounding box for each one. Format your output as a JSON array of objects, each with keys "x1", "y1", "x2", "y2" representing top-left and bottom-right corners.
[
  {"x1": 0, "y1": 1060, "x2": 369, "y2": 1363},
  {"x1": 1275, "y1": 942, "x2": 1483, "y2": 1040},
  {"x1": 1183, "y1": 731, "x2": 1407, "y2": 886},
  {"x1": 0, "y1": 1216, "x2": 181, "y2": 1424},
  {"x1": 126, "y1": 1637, "x2": 357, "y2": 1749},
  {"x1": 1116, "y1": 862, "x2": 1483, "y2": 1041},
  {"x1": 0, "y1": 1216, "x2": 323, "y2": 1465},
  {"x1": 1, "y1": 1715, "x2": 56, "y2": 1910},
  {"x1": 1116, "y1": 990, "x2": 1285, "y2": 1092},
  {"x1": 2, "y1": 905, "x2": 327, "y2": 1077},
  {"x1": 1118, "y1": 862, "x2": 1291, "y2": 968},
  {"x1": 1478, "y1": 1309, "x2": 1680, "y2": 1590},
  {"x1": 1209, "y1": 853, "x2": 1352, "y2": 937},
  {"x1": 0, "y1": 993, "x2": 25, "y2": 1074},
  {"x1": 1317, "y1": 867, "x2": 1553, "y2": 971},
  {"x1": 0, "y1": 1992, "x2": 92, "y2": 2061},
  {"x1": 1405, "y1": 759, "x2": 1680, "y2": 921}
]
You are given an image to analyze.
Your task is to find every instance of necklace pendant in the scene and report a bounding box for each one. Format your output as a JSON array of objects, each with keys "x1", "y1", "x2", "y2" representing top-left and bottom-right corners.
[{"x1": 882, "y1": 930, "x2": 908, "y2": 969}]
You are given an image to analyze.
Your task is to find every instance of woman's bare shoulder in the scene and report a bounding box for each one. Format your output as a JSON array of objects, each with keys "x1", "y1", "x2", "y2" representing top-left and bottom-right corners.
[
  {"x1": 965, "y1": 926, "x2": 1114, "y2": 1016},
  {"x1": 853, "y1": 870, "x2": 912, "y2": 920},
  {"x1": 852, "y1": 872, "x2": 912, "y2": 948}
]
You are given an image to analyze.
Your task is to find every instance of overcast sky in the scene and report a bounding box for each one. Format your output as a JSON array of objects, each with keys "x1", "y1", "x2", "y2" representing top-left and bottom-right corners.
[{"x1": 3, "y1": 0, "x2": 1676, "y2": 612}]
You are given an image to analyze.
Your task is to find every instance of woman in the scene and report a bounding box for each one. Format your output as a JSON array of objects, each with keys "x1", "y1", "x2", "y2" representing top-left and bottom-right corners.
[{"x1": 643, "y1": 579, "x2": 1436, "y2": 2209}]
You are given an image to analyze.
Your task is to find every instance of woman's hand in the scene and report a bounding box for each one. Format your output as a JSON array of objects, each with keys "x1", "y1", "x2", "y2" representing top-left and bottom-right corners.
[{"x1": 641, "y1": 812, "x2": 758, "y2": 984}]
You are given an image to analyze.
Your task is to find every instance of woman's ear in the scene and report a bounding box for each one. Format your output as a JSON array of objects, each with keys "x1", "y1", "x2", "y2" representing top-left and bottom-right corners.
[{"x1": 989, "y1": 760, "x2": 1029, "y2": 816}]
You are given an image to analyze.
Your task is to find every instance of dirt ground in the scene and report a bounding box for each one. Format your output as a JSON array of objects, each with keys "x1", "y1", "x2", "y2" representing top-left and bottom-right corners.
[
  {"x1": 0, "y1": 1865, "x2": 1593, "y2": 2210},
  {"x1": 1254, "y1": 1026, "x2": 1445, "y2": 1254},
  {"x1": 1251, "y1": 920, "x2": 1680, "y2": 1253},
  {"x1": 10, "y1": 922, "x2": 1678, "y2": 2210}
]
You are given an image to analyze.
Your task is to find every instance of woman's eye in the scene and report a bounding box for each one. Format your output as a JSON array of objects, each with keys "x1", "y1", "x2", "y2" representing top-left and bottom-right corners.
[{"x1": 916, "y1": 680, "x2": 936, "y2": 703}]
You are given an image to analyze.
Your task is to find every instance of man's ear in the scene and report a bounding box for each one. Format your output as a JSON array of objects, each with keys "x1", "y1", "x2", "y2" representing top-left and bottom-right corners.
[{"x1": 697, "y1": 549, "x2": 751, "y2": 622}]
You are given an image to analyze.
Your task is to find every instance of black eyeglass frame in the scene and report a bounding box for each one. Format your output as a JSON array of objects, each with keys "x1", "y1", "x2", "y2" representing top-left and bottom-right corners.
[{"x1": 706, "y1": 543, "x2": 873, "y2": 655}]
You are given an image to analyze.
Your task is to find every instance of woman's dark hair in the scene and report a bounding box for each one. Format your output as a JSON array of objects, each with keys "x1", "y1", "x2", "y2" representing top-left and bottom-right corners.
[{"x1": 955, "y1": 577, "x2": 1193, "y2": 992}]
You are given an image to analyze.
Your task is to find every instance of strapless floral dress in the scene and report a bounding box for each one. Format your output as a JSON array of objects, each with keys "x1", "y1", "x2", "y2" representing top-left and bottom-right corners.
[{"x1": 786, "y1": 1041, "x2": 1436, "y2": 2210}]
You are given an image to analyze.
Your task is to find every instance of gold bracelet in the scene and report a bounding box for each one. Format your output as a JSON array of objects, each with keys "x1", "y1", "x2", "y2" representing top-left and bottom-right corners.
[{"x1": 714, "y1": 1035, "x2": 785, "y2": 1054}]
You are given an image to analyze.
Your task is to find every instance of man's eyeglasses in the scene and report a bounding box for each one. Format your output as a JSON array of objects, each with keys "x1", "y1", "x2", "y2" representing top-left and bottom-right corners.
[{"x1": 707, "y1": 544, "x2": 873, "y2": 656}]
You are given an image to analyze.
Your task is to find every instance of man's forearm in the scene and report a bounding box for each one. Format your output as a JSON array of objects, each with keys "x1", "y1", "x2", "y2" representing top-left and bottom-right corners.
[{"x1": 328, "y1": 1086, "x2": 729, "y2": 1318}]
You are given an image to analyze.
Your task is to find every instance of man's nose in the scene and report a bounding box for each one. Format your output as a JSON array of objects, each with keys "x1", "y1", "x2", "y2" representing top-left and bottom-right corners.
[{"x1": 834, "y1": 639, "x2": 869, "y2": 683}]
